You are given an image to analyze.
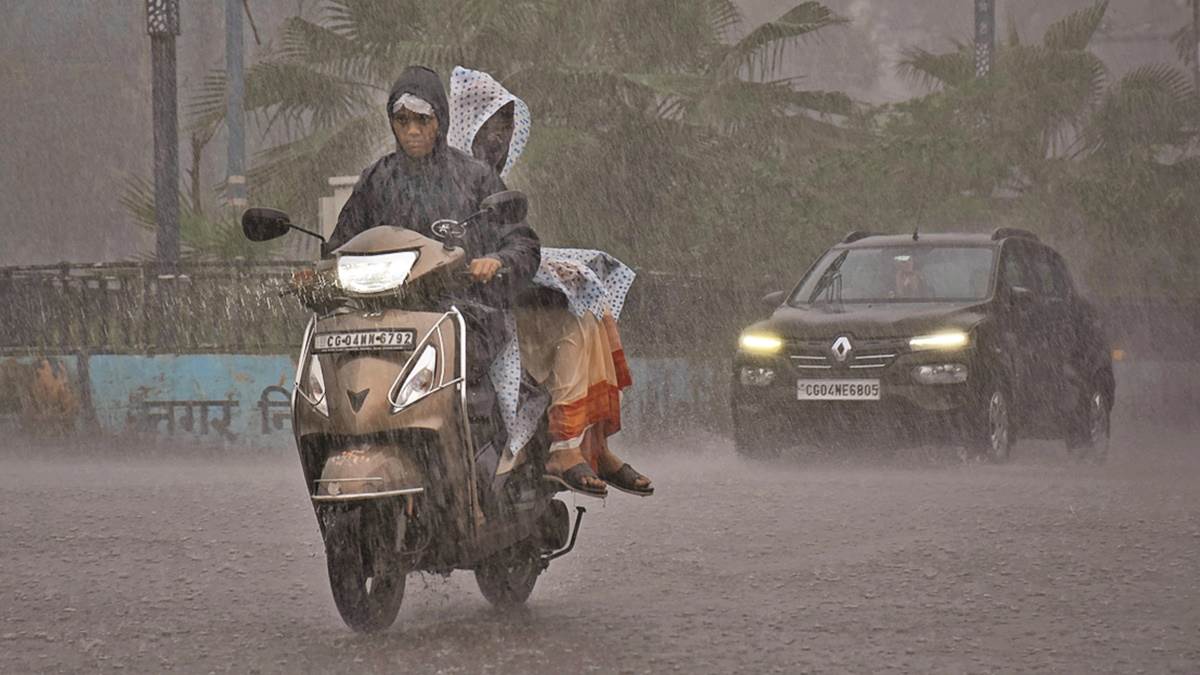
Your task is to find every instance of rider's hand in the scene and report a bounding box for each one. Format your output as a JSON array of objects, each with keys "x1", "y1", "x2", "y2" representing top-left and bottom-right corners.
[{"x1": 469, "y1": 257, "x2": 504, "y2": 283}]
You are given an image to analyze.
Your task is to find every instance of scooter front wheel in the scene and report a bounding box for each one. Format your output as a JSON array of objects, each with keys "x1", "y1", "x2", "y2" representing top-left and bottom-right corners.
[
  {"x1": 474, "y1": 544, "x2": 542, "y2": 608},
  {"x1": 320, "y1": 501, "x2": 406, "y2": 633}
]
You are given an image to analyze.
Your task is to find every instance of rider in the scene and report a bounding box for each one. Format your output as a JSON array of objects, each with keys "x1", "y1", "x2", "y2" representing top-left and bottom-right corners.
[
  {"x1": 448, "y1": 67, "x2": 653, "y2": 498},
  {"x1": 324, "y1": 65, "x2": 541, "y2": 413}
]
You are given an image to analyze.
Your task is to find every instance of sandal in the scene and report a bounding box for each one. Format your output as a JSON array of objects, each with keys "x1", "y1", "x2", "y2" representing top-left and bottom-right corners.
[
  {"x1": 544, "y1": 462, "x2": 608, "y2": 498},
  {"x1": 599, "y1": 463, "x2": 654, "y2": 497}
]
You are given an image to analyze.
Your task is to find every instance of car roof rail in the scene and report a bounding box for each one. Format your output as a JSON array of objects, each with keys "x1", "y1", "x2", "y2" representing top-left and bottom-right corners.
[
  {"x1": 842, "y1": 230, "x2": 875, "y2": 243},
  {"x1": 991, "y1": 227, "x2": 1039, "y2": 242}
]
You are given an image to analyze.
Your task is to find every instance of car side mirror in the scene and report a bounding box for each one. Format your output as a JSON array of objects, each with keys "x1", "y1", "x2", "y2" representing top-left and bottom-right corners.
[
  {"x1": 480, "y1": 191, "x2": 528, "y2": 225},
  {"x1": 762, "y1": 290, "x2": 786, "y2": 310},
  {"x1": 1009, "y1": 285, "x2": 1036, "y2": 305},
  {"x1": 242, "y1": 208, "x2": 293, "y2": 242}
]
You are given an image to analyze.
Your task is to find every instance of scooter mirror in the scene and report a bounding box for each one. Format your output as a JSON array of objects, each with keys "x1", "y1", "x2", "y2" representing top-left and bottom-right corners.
[
  {"x1": 480, "y1": 191, "x2": 528, "y2": 225},
  {"x1": 242, "y1": 207, "x2": 293, "y2": 242}
]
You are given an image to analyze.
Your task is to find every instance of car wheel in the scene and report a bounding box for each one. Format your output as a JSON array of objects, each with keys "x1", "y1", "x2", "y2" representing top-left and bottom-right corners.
[
  {"x1": 968, "y1": 382, "x2": 1013, "y2": 463},
  {"x1": 1066, "y1": 384, "x2": 1110, "y2": 464}
]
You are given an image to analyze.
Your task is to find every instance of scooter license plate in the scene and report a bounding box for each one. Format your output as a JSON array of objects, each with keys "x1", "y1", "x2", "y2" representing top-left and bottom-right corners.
[{"x1": 313, "y1": 329, "x2": 416, "y2": 352}]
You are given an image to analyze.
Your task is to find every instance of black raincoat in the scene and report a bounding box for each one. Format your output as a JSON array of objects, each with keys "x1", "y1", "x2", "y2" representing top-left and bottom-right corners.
[{"x1": 324, "y1": 66, "x2": 540, "y2": 385}]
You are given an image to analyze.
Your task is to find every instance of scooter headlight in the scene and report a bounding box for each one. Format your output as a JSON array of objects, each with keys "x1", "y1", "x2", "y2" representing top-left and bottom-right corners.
[
  {"x1": 305, "y1": 354, "x2": 329, "y2": 416},
  {"x1": 392, "y1": 345, "x2": 438, "y2": 411},
  {"x1": 337, "y1": 250, "x2": 418, "y2": 294}
]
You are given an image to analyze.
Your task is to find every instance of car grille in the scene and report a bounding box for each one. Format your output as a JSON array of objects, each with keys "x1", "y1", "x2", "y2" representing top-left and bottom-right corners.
[{"x1": 787, "y1": 337, "x2": 906, "y2": 372}]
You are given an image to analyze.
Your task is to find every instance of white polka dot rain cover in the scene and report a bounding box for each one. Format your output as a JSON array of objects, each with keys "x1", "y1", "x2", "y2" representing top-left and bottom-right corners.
[
  {"x1": 447, "y1": 67, "x2": 531, "y2": 180},
  {"x1": 449, "y1": 67, "x2": 637, "y2": 462}
]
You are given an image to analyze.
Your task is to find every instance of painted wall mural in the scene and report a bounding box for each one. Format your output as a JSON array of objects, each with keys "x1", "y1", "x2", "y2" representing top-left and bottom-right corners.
[
  {"x1": 0, "y1": 353, "x2": 726, "y2": 448},
  {"x1": 88, "y1": 355, "x2": 296, "y2": 448}
]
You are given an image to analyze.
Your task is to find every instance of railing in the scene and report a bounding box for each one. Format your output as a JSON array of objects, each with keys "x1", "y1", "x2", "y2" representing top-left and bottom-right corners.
[
  {"x1": 0, "y1": 262, "x2": 766, "y2": 358},
  {"x1": 0, "y1": 262, "x2": 306, "y2": 356},
  {"x1": 2, "y1": 262, "x2": 1199, "y2": 443},
  {"x1": 1, "y1": 261, "x2": 1197, "y2": 361}
]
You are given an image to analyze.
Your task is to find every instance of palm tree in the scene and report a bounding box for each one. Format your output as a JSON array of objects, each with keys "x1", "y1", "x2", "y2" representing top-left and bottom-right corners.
[
  {"x1": 118, "y1": 176, "x2": 285, "y2": 260},
  {"x1": 897, "y1": 1, "x2": 1110, "y2": 175},
  {"x1": 897, "y1": 1, "x2": 1197, "y2": 169},
  {"x1": 188, "y1": 0, "x2": 852, "y2": 272},
  {"x1": 1171, "y1": 0, "x2": 1198, "y2": 77},
  {"x1": 886, "y1": 0, "x2": 1200, "y2": 295}
]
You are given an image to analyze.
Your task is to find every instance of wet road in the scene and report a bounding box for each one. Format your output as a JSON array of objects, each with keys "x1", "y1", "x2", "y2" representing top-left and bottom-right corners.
[{"x1": 2, "y1": 434, "x2": 1199, "y2": 674}]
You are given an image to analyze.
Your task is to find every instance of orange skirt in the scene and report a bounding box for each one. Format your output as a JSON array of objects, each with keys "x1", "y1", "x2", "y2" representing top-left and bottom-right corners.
[{"x1": 514, "y1": 308, "x2": 632, "y2": 454}]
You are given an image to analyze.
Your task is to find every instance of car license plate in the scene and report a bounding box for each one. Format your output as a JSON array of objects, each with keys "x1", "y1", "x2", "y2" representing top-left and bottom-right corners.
[
  {"x1": 313, "y1": 330, "x2": 416, "y2": 352},
  {"x1": 797, "y1": 379, "x2": 881, "y2": 401}
]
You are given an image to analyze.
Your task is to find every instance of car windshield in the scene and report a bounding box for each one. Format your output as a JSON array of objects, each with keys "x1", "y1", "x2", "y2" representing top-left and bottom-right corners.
[{"x1": 791, "y1": 246, "x2": 995, "y2": 304}]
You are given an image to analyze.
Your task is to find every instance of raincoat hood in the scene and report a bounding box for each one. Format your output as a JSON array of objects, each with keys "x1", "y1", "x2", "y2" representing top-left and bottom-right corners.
[
  {"x1": 447, "y1": 66, "x2": 531, "y2": 178},
  {"x1": 386, "y1": 66, "x2": 450, "y2": 152}
]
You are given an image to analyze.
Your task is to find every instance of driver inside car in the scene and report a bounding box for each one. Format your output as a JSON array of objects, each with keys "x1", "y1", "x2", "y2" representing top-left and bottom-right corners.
[
  {"x1": 324, "y1": 65, "x2": 541, "y2": 423},
  {"x1": 890, "y1": 253, "x2": 930, "y2": 299}
]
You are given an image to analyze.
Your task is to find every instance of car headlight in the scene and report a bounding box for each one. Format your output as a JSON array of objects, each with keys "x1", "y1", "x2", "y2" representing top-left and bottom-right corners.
[
  {"x1": 909, "y1": 330, "x2": 969, "y2": 351},
  {"x1": 392, "y1": 345, "x2": 438, "y2": 411},
  {"x1": 337, "y1": 251, "x2": 419, "y2": 294},
  {"x1": 739, "y1": 332, "x2": 783, "y2": 355},
  {"x1": 304, "y1": 354, "x2": 329, "y2": 416}
]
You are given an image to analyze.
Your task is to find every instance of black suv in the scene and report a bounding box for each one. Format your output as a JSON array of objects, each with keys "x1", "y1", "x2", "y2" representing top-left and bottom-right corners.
[{"x1": 731, "y1": 229, "x2": 1114, "y2": 462}]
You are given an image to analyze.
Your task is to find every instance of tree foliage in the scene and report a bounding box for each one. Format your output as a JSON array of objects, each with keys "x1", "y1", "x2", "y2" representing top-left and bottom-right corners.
[
  {"x1": 824, "y1": 1, "x2": 1200, "y2": 296},
  {"x1": 180, "y1": 0, "x2": 850, "y2": 278},
  {"x1": 130, "y1": 0, "x2": 1200, "y2": 298},
  {"x1": 118, "y1": 177, "x2": 286, "y2": 261}
]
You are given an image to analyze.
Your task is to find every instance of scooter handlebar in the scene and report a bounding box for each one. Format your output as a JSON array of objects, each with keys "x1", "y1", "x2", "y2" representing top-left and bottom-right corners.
[{"x1": 457, "y1": 264, "x2": 510, "y2": 284}]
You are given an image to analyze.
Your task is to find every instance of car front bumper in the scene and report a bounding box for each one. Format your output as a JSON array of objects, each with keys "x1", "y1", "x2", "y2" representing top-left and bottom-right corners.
[{"x1": 731, "y1": 348, "x2": 987, "y2": 436}]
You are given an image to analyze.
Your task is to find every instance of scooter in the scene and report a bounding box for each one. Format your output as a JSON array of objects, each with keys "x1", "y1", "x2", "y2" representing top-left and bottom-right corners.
[{"x1": 242, "y1": 191, "x2": 584, "y2": 633}]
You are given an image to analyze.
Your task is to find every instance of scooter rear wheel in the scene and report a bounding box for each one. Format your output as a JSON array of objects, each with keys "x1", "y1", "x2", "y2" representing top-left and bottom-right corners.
[
  {"x1": 321, "y1": 502, "x2": 406, "y2": 633},
  {"x1": 474, "y1": 544, "x2": 542, "y2": 607}
]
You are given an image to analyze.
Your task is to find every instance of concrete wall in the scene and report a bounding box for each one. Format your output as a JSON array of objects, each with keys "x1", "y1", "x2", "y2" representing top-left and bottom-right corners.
[
  {"x1": 0, "y1": 353, "x2": 729, "y2": 449},
  {"x1": 1, "y1": 350, "x2": 1189, "y2": 450},
  {"x1": 1112, "y1": 360, "x2": 1200, "y2": 435}
]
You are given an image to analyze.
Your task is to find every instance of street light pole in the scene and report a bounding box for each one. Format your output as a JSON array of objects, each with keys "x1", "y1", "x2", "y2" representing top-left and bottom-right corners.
[
  {"x1": 225, "y1": 0, "x2": 246, "y2": 208},
  {"x1": 1192, "y1": 0, "x2": 1200, "y2": 94},
  {"x1": 146, "y1": 0, "x2": 181, "y2": 265},
  {"x1": 975, "y1": 0, "x2": 996, "y2": 78}
]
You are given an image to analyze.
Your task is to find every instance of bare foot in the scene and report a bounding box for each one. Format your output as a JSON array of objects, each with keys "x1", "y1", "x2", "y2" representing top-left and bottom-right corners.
[{"x1": 545, "y1": 447, "x2": 607, "y2": 492}]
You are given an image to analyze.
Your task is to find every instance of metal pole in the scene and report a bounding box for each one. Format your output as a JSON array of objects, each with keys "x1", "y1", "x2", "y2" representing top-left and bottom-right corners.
[
  {"x1": 147, "y1": 0, "x2": 181, "y2": 265},
  {"x1": 1193, "y1": 0, "x2": 1200, "y2": 94},
  {"x1": 225, "y1": 0, "x2": 247, "y2": 208},
  {"x1": 151, "y1": 34, "x2": 180, "y2": 264},
  {"x1": 975, "y1": 0, "x2": 995, "y2": 79}
]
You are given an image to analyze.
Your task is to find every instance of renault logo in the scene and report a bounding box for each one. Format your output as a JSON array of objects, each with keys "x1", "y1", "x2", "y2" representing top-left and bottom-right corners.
[{"x1": 831, "y1": 336, "x2": 853, "y2": 363}]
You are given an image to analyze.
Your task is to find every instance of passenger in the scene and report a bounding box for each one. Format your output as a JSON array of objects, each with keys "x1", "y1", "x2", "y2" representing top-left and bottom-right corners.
[
  {"x1": 324, "y1": 65, "x2": 541, "y2": 405},
  {"x1": 448, "y1": 67, "x2": 653, "y2": 498}
]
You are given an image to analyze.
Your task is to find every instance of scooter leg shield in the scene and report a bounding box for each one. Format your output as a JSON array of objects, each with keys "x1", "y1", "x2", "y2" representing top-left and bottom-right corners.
[{"x1": 312, "y1": 448, "x2": 425, "y2": 502}]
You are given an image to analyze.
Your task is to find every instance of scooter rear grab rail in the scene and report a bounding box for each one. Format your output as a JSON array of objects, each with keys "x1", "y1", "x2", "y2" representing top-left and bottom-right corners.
[{"x1": 542, "y1": 506, "x2": 587, "y2": 563}]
